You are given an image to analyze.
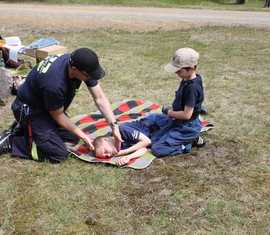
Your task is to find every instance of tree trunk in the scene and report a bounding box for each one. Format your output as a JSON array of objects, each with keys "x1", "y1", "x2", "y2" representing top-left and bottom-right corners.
[
  {"x1": 235, "y1": 0, "x2": 245, "y2": 4},
  {"x1": 264, "y1": 0, "x2": 270, "y2": 7}
]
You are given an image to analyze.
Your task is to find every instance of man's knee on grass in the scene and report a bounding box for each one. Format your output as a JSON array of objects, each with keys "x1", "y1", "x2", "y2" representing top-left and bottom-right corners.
[{"x1": 36, "y1": 140, "x2": 69, "y2": 163}]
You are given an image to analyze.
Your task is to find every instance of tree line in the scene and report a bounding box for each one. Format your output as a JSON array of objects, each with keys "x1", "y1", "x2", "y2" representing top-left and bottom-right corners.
[{"x1": 235, "y1": 0, "x2": 270, "y2": 7}]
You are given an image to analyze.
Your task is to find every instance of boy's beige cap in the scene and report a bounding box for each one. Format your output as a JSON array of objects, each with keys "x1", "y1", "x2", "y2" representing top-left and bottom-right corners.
[{"x1": 164, "y1": 47, "x2": 199, "y2": 73}]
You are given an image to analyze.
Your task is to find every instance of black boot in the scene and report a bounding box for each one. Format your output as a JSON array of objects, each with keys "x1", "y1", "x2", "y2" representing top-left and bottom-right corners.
[
  {"x1": 192, "y1": 136, "x2": 206, "y2": 148},
  {"x1": 0, "y1": 130, "x2": 12, "y2": 155}
]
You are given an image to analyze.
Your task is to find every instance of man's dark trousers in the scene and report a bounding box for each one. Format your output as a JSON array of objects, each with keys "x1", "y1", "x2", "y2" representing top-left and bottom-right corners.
[{"x1": 11, "y1": 97, "x2": 79, "y2": 162}]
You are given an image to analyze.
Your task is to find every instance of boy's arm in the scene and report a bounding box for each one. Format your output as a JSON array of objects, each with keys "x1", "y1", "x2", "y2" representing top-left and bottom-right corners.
[
  {"x1": 116, "y1": 132, "x2": 151, "y2": 156},
  {"x1": 167, "y1": 105, "x2": 194, "y2": 120},
  {"x1": 115, "y1": 147, "x2": 148, "y2": 166}
]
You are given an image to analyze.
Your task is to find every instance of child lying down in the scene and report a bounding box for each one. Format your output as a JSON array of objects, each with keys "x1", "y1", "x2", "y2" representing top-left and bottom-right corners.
[
  {"x1": 93, "y1": 115, "x2": 154, "y2": 166},
  {"x1": 93, "y1": 113, "x2": 204, "y2": 166}
]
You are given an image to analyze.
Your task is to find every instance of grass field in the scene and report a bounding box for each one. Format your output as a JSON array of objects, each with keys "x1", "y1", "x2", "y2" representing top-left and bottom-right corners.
[
  {"x1": 1, "y1": 18, "x2": 270, "y2": 235},
  {"x1": 4, "y1": 0, "x2": 268, "y2": 10}
]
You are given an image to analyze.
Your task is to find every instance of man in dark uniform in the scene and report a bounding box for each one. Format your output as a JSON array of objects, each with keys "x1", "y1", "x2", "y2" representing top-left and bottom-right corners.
[{"x1": 0, "y1": 48, "x2": 122, "y2": 163}]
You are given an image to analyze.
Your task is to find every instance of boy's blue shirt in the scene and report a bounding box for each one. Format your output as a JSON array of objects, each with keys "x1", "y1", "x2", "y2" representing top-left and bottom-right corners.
[
  {"x1": 118, "y1": 114, "x2": 169, "y2": 150},
  {"x1": 172, "y1": 74, "x2": 204, "y2": 120},
  {"x1": 119, "y1": 125, "x2": 140, "y2": 150},
  {"x1": 119, "y1": 119, "x2": 151, "y2": 150}
]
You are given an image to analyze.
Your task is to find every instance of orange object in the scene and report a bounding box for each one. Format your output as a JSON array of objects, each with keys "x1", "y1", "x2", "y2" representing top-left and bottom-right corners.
[{"x1": 0, "y1": 39, "x2": 6, "y2": 47}]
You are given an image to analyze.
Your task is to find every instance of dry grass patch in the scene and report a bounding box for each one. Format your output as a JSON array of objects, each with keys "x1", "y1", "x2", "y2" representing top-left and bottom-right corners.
[{"x1": 0, "y1": 26, "x2": 270, "y2": 234}]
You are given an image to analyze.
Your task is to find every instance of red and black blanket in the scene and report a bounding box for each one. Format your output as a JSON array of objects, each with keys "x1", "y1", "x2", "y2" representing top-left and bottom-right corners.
[{"x1": 68, "y1": 99, "x2": 214, "y2": 169}]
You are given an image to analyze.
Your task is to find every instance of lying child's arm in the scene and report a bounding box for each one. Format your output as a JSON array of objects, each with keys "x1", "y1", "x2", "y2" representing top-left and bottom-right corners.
[
  {"x1": 116, "y1": 132, "x2": 151, "y2": 156},
  {"x1": 115, "y1": 147, "x2": 148, "y2": 166}
]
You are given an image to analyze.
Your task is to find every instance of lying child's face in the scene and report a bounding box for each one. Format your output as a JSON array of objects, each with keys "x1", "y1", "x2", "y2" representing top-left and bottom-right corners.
[{"x1": 94, "y1": 138, "x2": 118, "y2": 158}]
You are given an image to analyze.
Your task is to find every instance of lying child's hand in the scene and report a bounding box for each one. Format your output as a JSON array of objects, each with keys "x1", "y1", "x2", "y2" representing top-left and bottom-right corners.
[{"x1": 115, "y1": 156, "x2": 131, "y2": 166}]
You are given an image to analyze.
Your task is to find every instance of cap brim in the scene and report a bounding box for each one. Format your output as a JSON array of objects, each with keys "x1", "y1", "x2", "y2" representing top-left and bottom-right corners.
[
  {"x1": 164, "y1": 63, "x2": 180, "y2": 73},
  {"x1": 88, "y1": 65, "x2": 105, "y2": 80}
]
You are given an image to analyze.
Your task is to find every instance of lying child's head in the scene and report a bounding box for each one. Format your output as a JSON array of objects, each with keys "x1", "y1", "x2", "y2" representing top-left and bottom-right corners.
[{"x1": 93, "y1": 135, "x2": 118, "y2": 158}]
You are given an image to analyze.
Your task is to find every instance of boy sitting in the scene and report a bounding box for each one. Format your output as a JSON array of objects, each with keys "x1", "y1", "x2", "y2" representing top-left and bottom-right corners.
[{"x1": 151, "y1": 47, "x2": 205, "y2": 157}]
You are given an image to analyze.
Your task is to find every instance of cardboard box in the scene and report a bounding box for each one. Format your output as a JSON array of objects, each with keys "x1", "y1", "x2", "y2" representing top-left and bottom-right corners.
[
  {"x1": 36, "y1": 45, "x2": 67, "y2": 59},
  {"x1": 23, "y1": 48, "x2": 36, "y2": 58},
  {"x1": 24, "y1": 45, "x2": 67, "y2": 60}
]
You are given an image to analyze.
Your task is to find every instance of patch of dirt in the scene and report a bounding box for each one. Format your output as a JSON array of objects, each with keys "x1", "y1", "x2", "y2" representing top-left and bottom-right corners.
[
  {"x1": 0, "y1": 15, "x2": 196, "y2": 36},
  {"x1": 119, "y1": 140, "x2": 246, "y2": 225},
  {"x1": 1, "y1": 3, "x2": 270, "y2": 36}
]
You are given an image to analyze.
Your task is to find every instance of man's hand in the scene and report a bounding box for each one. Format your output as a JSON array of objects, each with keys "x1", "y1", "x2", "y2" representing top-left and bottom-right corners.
[
  {"x1": 49, "y1": 107, "x2": 95, "y2": 150},
  {"x1": 162, "y1": 105, "x2": 172, "y2": 115},
  {"x1": 82, "y1": 134, "x2": 94, "y2": 151},
  {"x1": 111, "y1": 125, "x2": 123, "y2": 151},
  {"x1": 88, "y1": 84, "x2": 123, "y2": 150}
]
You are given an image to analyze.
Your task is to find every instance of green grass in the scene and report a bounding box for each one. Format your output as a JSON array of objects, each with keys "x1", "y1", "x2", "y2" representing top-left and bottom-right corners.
[
  {"x1": 1, "y1": 25, "x2": 270, "y2": 234},
  {"x1": 3, "y1": 0, "x2": 268, "y2": 11}
]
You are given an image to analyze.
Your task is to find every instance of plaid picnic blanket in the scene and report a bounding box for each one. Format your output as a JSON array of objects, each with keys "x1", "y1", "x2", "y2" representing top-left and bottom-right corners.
[{"x1": 68, "y1": 99, "x2": 214, "y2": 169}]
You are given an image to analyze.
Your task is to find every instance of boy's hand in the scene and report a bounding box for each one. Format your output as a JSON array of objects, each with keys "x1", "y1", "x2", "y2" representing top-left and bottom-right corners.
[
  {"x1": 162, "y1": 105, "x2": 172, "y2": 115},
  {"x1": 115, "y1": 156, "x2": 130, "y2": 166}
]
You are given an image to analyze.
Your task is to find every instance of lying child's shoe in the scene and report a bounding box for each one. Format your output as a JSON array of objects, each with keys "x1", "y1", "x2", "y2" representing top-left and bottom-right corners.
[
  {"x1": 192, "y1": 136, "x2": 206, "y2": 148},
  {"x1": 0, "y1": 131, "x2": 12, "y2": 155}
]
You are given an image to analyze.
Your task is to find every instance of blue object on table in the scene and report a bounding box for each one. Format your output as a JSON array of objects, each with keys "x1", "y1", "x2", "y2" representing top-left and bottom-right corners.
[{"x1": 26, "y1": 37, "x2": 60, "y2": 49}]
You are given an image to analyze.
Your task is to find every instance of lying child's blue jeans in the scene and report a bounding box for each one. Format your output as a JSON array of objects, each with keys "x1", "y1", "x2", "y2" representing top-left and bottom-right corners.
[
  {"x1": 142, "y1": 114, "x2": 201, "y2": 157},
  {"x1": 123, "y1": 113, "x2": 201, "y2": 157},
  {"x1": 151, "y1": 115, "x2": 201, "y2": 157}
]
